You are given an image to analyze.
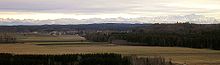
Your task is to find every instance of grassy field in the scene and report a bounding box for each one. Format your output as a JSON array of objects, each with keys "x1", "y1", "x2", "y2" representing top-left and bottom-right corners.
[{"x1": 0, "y1": 43, "x2": 220, "y2": 65}]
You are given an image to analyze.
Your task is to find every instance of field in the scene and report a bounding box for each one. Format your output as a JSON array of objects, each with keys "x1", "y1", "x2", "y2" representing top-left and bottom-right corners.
[
  {"x1": 1, "y1": 34, "x2": 220, "y2": 65},
  {"x1": 15, "y1": 34, "x2": 86, "y2": 42},
  {"x1": 0, "y1": 43, "x2": 220, "y2": 65}
]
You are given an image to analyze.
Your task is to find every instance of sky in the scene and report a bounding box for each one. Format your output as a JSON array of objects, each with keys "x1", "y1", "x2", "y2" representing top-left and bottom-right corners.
[{"x1": 0, "y1": 0, "x2": 220, "y2": 20}]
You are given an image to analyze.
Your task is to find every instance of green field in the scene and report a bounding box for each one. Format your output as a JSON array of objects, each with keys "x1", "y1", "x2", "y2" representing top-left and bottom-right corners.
[{"x1": 0, "y1": 43, "x2": 220, "y2": 65}]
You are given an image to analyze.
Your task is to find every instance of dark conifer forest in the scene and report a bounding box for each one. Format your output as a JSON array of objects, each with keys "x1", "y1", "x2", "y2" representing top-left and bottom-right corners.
[
  {"x1": 0, "y1": 53, "x2": 173, "y2": 65},
  {"x1": 84, "y1": 24, "x2": 220, "y2": 50}
]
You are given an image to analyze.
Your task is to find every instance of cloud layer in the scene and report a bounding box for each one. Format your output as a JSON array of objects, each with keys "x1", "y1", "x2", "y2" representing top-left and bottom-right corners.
[{"x1": 0, "y1": 0, "x2": 220, "y2": 19}]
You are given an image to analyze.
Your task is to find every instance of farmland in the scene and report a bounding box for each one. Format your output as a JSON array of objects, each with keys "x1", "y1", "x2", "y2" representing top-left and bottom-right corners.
[
  {"x1": 15, "y1": 34, "x2": 86, "y2": 42},
  {"x1": 1, "y1": 24, "x2": 220, "y2": 65},
  {"x1": 0, "y1": 43, "x2": 220, "y2": 65}
]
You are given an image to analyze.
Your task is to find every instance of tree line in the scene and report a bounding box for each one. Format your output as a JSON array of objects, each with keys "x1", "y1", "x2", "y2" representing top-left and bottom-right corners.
[
  {"x1": 119, "y1": 31, "x2": 220, "y2": 50},
  {"x1": 84, "y1": 32, "x2": 110, "y2": 42},
  {"x1": 84, "y1": 24, "x2": 220, "y2": 50},
  {"x1": 0, "y1": 23, "x2": 145, "y2": 33},
  {"x1": 121, "y1": 24, "x2": 220, "y2": 50},
  {"x1": 0, "y1": 53, "x2": 174, "y2": 65},
  {"x1": 0, "y1": 33, "x2": 17, "y2": 43}
]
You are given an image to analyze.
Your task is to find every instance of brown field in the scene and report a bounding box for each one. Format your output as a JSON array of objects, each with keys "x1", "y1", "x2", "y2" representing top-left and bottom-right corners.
[
  {"x1": 0, "y1": 43, "x2": 220, "y2": 65},
  {"x1": 16, "y1": 34, "x2": 86, "y2": 42}
]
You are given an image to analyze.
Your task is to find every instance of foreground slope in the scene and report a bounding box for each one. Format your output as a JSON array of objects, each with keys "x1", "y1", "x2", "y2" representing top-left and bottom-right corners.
[{"x1": 0, "y1": 43, "x2": 220, "y2": 64}]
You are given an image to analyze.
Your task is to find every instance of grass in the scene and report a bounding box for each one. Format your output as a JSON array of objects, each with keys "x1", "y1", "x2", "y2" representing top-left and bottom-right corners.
[
  {"x1": 0, "y1": 43, "x2": 220, "y2": 65},
  {"x1": 30, "y1": 42, "x2": 108, "y2": 45}
]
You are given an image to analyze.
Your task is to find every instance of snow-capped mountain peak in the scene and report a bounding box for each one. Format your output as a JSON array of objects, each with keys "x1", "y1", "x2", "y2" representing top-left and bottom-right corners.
[{"x1": 0, "y1": 14, "x2": 219, "y2": 25}]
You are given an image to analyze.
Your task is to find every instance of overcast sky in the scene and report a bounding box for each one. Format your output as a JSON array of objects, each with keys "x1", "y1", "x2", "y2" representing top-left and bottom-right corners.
[{"x1": 0, "y1": 0, "x2": 220, "y2": 20}]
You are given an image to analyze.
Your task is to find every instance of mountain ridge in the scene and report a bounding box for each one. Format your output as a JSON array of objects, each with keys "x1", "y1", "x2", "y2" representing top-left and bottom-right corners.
[{"x1": 0, "y1": 14, "x2": 219, "y2": 25}]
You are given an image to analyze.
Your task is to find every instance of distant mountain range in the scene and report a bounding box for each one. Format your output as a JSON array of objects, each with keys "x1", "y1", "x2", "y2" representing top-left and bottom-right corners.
[{"x1": 0, "y1": 14, "x2": 219, "y2": 25}]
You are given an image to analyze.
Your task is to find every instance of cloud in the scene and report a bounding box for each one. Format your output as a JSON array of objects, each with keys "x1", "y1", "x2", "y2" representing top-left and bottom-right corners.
[
  {"x1": 0, "y1": 0, "x2": 139, "y2": 14},
  {"x1": 0, "y1": 0, "x2": 220, "y2": 19}
]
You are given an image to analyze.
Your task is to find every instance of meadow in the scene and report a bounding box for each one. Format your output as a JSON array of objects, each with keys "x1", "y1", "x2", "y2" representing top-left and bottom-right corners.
[
  {"x1": 1, "y1": 34, "x2": 220, "y2": 65},
  {"x1": 0, "y1": 43, "x2": 220, "y2": 65}
]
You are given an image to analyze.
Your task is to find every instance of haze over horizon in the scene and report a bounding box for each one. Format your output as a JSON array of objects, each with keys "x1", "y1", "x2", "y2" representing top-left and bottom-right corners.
[
  {"x1": 0, "y1": 0, "x2": 220, "y2": 20},
  {"x1": 0, "y1": 14, "x2": 219, "y2": 25}
]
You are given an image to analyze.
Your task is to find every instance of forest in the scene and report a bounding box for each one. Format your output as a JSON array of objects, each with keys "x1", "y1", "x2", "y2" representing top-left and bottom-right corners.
[
  {"x1": 85, "y1": 23, "x2": 220, "y2": 50},
  {"x1": 0, "y1": 23, "x2": 146, "y2": 32},
  {"x1": 0, "y1": 53, "x2": 173, "y2": 65}
]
